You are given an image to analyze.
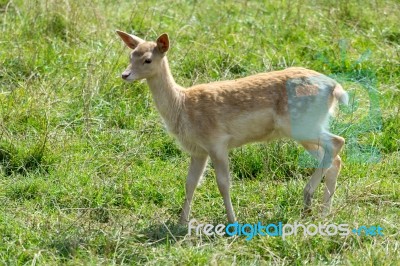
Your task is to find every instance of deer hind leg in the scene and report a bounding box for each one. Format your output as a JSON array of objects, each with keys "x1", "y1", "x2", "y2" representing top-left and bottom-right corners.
[
  {"x1": 179, "y1": 155, "x2": 208, "y2": 224},
  {"x1": 300, "y1": 132, "x2": 345, "y2": 215},
  {"x1": 323, "y1": 135, "x2": 344, "y2": 214}
]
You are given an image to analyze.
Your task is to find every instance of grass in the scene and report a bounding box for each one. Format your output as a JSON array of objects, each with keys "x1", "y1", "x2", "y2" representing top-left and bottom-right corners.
[{"x1": 0, "y1": 0, "x2": 399, "y2": 264}]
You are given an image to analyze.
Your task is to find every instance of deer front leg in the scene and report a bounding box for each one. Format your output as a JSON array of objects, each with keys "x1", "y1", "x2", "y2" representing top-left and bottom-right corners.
[
  {"x1": 179, "y1": 155, "x2": 208, "y2": 224},
  {"x1": 209, "y1": 148, "x2": 236, "y2": 223}
]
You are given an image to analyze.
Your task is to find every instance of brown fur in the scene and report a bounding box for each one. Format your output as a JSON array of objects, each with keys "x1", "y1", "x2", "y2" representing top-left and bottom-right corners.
[{"x1": 116, "y1": 30, "x2": 348, "y2": 223}]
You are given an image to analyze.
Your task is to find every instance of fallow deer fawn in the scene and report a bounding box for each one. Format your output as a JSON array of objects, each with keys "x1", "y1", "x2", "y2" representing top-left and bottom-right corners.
[{"x1": 116, "y1": 31, "x2": 348, "y2": 224}]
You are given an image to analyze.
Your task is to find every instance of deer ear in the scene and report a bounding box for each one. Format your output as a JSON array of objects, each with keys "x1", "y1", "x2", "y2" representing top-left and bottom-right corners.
[
  {"x1": 116, "y1": 30, "x2": 144, "y2": 49},
  {"x1": 156, "y1": 33, "x2": 169, "y2": 53}
]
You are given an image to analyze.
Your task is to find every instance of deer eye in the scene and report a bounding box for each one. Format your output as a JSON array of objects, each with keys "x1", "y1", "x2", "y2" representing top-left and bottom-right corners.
[{"x1": 144, "y1": 58, "x2": 152, "y2": 64}]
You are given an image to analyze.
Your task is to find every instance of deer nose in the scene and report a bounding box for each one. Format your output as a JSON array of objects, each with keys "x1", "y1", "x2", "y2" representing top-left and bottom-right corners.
[{"x1": 122, "y1": 73, "x2": 130, "y2": 79}]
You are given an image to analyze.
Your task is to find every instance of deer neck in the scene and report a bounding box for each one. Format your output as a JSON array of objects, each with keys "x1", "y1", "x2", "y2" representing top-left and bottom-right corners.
[{"x1": 146, "y1": 57, "x2": 183, "y2": 132}]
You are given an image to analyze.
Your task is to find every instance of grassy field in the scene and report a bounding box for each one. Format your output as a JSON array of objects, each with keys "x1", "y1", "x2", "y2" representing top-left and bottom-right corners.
[{"x1": 0, "y1": 0, "x2": 399, "y2": 264}]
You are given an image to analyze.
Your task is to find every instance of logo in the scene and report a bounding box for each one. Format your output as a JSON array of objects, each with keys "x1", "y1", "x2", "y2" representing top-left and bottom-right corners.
[
  {"x1": 296, "y1": 40, "x2": 381, "y2": 167},
  {"x1": 188, "y1": 219, "x2": 384, "y2": 241}
]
